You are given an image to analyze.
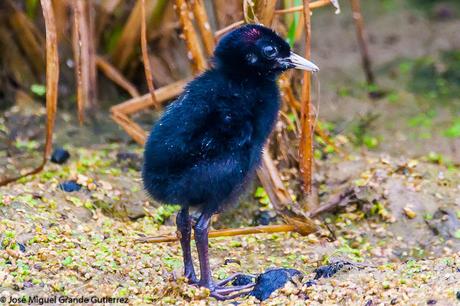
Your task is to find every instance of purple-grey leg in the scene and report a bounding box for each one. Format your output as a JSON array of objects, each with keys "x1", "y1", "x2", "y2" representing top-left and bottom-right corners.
[
  {"x1": 176, "y1": 207, "x2": 197, "y2": 283},
  {"x1": 193, "y1": 211, "x2": 257, "y2": 300},
  {"x1": 194, "y1": 210, "x2": 214, "y2": 288}
]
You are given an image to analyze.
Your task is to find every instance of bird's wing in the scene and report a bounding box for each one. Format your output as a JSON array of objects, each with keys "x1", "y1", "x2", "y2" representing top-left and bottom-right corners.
[{"x1": 144, "y1": 92, "x2": 219, "y2": 171}]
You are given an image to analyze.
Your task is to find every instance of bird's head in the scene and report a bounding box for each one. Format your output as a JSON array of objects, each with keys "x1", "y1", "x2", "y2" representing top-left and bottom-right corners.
[{"x1": 214, "y1": 24, "x2": 319, "y2": 78}]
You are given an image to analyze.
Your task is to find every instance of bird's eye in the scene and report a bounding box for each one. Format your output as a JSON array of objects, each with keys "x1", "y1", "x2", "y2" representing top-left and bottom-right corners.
[{"x1": 262, "y1": 45, "x2": 278, "y2": 59}]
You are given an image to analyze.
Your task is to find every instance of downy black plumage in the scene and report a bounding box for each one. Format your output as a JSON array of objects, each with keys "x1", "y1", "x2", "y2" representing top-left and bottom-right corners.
[{"x1": 142, "y1": 24, "x2": 319, "y2": 300}]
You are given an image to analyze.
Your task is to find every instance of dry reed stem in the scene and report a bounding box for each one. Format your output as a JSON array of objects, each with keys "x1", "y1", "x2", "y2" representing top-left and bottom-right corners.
[
  {"x1": 215, "y1": 0, "x2": 332, "y2": 39},
  {"x1": 0, "y1": 0, "x2": 60, "y2": 187},
  {"x1": 52, "y1": 0, "x2": 68, "y2": 42},
  {"x1": 136, "y1": 224, "x2": 308, "y2": 243},
  {"x1": 175, "y1": 0, "x2": 207, "y2": 73},
  {"x1": 275, "y1": 0, "x2": 333, "y2": 14},
  {"x1": 255, "y1": 0, "x2": 277, "y2": 25},
  {"x1": 191, "y1": 0, "x2": 215, "y2": 56},
  {"x1": 280, "y1": 75, "x2": 342, "y2": 154},
  {"x1": 111, "y1": 0, "x2": 155, "y2": 70},
  {"x1": 72, "y1": 1, "x2": 84, "y2": 123},
  {"x1": 95, "y1": 55, "x2": 140, "y2": 98},
  {"x1": 6, "y1": 0, "x2": 45, "y2": 76},
  {"x1": 299, "y1": 0, "x2": 313, "y2": 194},
  {"x1": 141, "y1": 0, "x2": 160, "y2": 109},
  {"x1": 110, "y1": 79, "x2": 188, "y2": 115},
  {"x1": 214, "y1": 20, "x2": 245, "y2": 38},
  {"x1": 350, "y1": 0, "x2": 374, "y2": 85},
  {"x1": 111, "y1": 111, "x2": 147, "y2": 145},
  {"x1": 41, "y1": 0, "x2": 59, "y2": 160},
  {"x1": 72, "y1": 1, "x2": 97, "y2": 122},
  {"x1": 257, "y1": 151, "x2": 294, "y2": 209}
]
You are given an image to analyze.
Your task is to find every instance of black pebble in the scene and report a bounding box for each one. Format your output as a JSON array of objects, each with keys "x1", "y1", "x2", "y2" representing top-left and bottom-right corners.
[
  {"x1": 251, "y1": 268, "x2": 303, "y2": 301},
  {"x1": 17, "y1": 242, "x2": 26, "y2": 253},
  {"x1": 427, "y1": 300, "x2": 437, "y2": 305},
  {"x1": 456, "y1": 291, "x2": 460, "y2": 300},
  {"x1": 253, "y1": 210, "x2": 276, "y2": 226},
  {"x1": 50, "y1": 148, "x2": 70, "y2": 164},
  {"x1": 232, "y1": 274, "x2": 254, "y2": 286},
  {"x1": 59, "y1": 181, "x2": 82, "y2": 192}
]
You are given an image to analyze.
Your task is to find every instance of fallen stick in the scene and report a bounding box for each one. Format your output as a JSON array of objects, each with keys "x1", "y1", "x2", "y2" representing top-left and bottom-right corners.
[
  {"x1": 136, "y1": 224, "x2": 304, "y2": 243},
  {"x1": 110, "y1": 79, "x2": 189, "y2": 115}
]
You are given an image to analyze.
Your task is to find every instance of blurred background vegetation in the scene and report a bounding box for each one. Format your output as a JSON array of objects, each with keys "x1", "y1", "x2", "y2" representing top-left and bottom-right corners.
[{"x1": 0, "y1": 0, "x2": 459, "y2": 182}]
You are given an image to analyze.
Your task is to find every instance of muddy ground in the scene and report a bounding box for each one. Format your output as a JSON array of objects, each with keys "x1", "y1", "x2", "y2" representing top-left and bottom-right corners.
[{"x1": 1, "y1": 0, "x2": 460, "y2": 305}]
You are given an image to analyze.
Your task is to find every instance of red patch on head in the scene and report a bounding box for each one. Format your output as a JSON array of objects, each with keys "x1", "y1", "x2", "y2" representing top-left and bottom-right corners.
[{"x1": 243, "y1": 27, "x2": 261, "y2": 42}]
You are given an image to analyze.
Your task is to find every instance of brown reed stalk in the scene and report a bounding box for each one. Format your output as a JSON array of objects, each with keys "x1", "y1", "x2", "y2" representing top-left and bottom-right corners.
[
  {"x1": 191, "y1": 0, "x2": 215, "y2": 56},
  {"x1": 0, "y1": 0, "x2": 60, "y2": 186},
  {"x1": 95, "y1": 55, "x2": 140, "y2": 98},
  {"x1": 350, "y1": 0, "x2": 374, "y2": 85},
  {"x1": 299, "y1": 0, "x2": 313, "y2": 193},
  {"x1": 175, "y1": 0, "x2": 207, "y2": 73},
  {"x1": 141, "y1": 0, "x2": 160, "y2": 109}
]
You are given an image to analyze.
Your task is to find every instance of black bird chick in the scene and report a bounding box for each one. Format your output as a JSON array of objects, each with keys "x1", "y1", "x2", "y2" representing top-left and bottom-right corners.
[{"x1": 143, "y1": 24, "x2": 319, "y2": 300}]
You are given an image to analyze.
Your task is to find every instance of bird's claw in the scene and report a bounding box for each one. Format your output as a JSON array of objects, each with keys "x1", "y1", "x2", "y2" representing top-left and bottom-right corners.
[
  {"x1": 208, "y1": 283, "x2": 255, "y2": 300},
  {"x1": 193, "y1": 274, "x2": 257, "y2": 300}
]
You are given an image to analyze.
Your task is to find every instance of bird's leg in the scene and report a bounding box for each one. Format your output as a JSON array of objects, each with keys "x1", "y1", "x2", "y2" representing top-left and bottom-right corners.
[
  {"x1": 194, "y1": 210, "x2": 214, "y2": 288},
  {"x1": 194, "y1": 211, "x2": 256, "y2": 300},
  {"x1": 176, "y1": 207, "x2": 197, "y2": 284}
]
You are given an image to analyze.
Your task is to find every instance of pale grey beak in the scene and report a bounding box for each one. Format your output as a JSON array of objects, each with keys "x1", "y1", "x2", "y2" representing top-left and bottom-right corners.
[{"x1": 284, "y1": 51, "x2": 320, "y2": 72}]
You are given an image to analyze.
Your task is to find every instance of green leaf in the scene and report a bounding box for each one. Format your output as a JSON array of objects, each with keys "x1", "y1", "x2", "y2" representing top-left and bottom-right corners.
[
  {"x1": 62, "y1": 256, "x2": 73, "y2": 266},
  {"x1": 31, "y1": 84, "x2": 46, "y2": 97},
  {"x1": 443, "y1": 119, "x2": 460, "y2": 138},
  {"x1": 363, "y1": 135, "x2": 379, "y2": 149}
]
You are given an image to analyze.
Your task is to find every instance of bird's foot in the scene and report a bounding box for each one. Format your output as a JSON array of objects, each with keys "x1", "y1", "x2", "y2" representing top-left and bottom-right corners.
[
  {"x1": 216, "y1": 273, "x2": 257, "y2": 287},
  {"x1": 209, "y1": 283, "x2": 254, "y2": 300},
  {"x1": 199, "y1": 274, "x2": 257, "y2": 300}
]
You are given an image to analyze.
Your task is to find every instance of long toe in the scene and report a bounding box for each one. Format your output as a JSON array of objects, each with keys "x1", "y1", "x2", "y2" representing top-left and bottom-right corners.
[
  {"x1": 209, "y1": 283, "x2": 255, "y2": 300},
  {"x1": 216, "y1": 273, "x2": 256, "y2": 287}
]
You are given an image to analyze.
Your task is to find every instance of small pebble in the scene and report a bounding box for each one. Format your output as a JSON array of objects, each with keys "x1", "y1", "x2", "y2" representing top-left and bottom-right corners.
[
  {"x1": 427, "y1": 299, "x2": 437, "y2": 305},
  {"x1": 456, "y1": 291, "x2": 460, "y2": 300},
  {"x1": 58, "y1": 181, "x2": 82, "y2": 192},
  {"x1": 253, "y1": 210, "x2": 276, "y2": 226},
  {"x1": 50, "y1": 148, "x2": 70, "y2": 164},
  {"x1": 403, "y1": 207, "x2": 417, "y2": 219},
  {"x1": 17, "y1": 243, "x2": 26, "y2": 253}
]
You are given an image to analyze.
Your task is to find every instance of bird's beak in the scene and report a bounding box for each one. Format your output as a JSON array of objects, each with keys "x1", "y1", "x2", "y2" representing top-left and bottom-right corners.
[{"x1": 281, "y1": 51, "x2": 320, "y2": 72}]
